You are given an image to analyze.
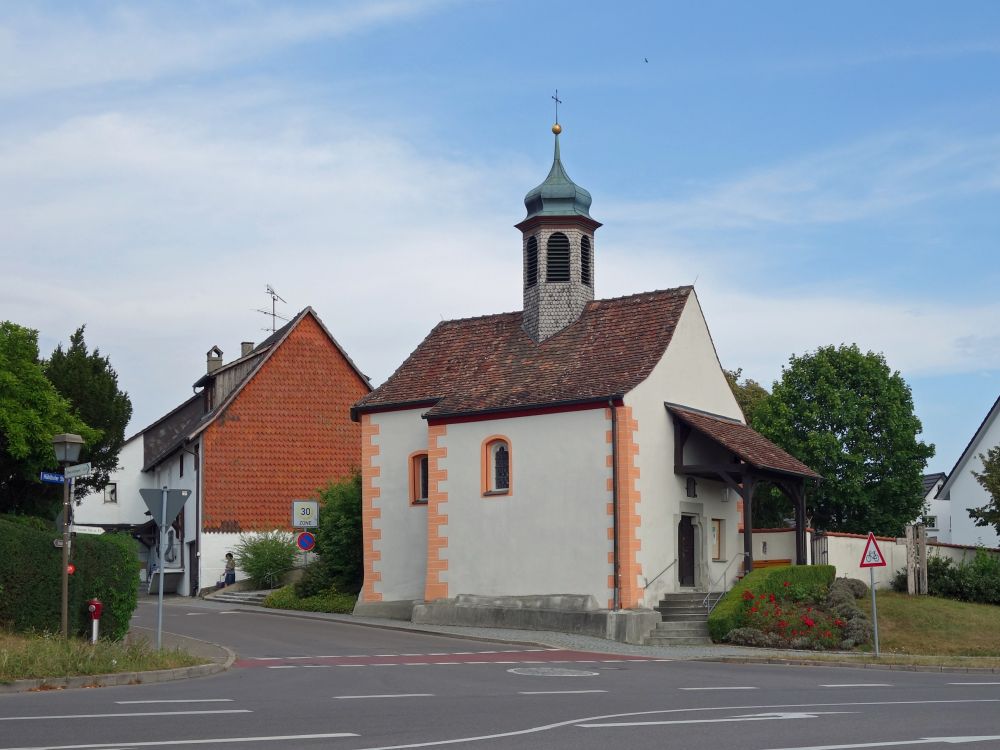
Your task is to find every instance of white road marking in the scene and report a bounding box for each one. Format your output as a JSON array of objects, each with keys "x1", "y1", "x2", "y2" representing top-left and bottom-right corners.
[
  {"x1": 334, "y1": 694, "x2": 434, "y2": 700},
  {"x1": 820, "y1": 684, "x2": 892, "y2": 688},
  {"x1": 115, "y1": 700, "x2": 233, "y2": 705},
  {"x1": 337, "y1": 664, "x2": 365, "y2": 668},
  {"x1": 249, "y1": 657, "x2": 281, "y2": 661},
  {"x1": 680, "y1": 686, "x2": 759, "y2": 691},
  {"x1": 0, "y1": 732, "x2": 358, "y2": 750},
  {"x1": 0, "y1": 710, "x2": 250, "y2": 722},
  {"x1": 762, "y1": 736, "x2": 1000, "y2": 750},
  {"x1": 579, "y1": 711, "x2": 856, "y2": 727},
  {"x1": 374, "y1": 654, "x2": 397, "y2": 657},
  {"x1": 266, "y1": 666, "x2": 296, "y2": 669},
  {"x1": 5, "y1": 700, "x2": 991, "y2": 750},
  {"x1": 303, "y1": 665, "x2": 330, "y2": 668},
  {"x1": 184, "y1": 613, "x2": 208, "y2": 616},
  {"x1": 949, "y1": 682, "x2": 1000, "y2": 686},
  {"x1": 519, "y1": 690, "x2": 607, "y2": 695}
]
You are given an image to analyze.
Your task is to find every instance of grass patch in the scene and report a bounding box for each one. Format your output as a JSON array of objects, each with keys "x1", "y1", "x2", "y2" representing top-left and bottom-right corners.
[
  {"x1": 860, "y1": 591, "x2": 1000, "y2": 657},
  {"x1": 263, "y1": 585, "x2": 356, "y2": 614},
  {"x1": 0, "y1": 631, "x2": 203, "y2": 683}
]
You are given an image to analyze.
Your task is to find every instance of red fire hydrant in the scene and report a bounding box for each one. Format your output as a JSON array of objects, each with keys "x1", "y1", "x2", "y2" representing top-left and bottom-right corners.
[{"x1": 87, "y1": 599, "x2": 103, "y2": 644}]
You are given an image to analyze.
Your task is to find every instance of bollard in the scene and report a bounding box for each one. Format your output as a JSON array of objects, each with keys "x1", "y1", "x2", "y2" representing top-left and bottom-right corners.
[{"x1": 87, "y1": 599, "x2": 103, "y2": 644}]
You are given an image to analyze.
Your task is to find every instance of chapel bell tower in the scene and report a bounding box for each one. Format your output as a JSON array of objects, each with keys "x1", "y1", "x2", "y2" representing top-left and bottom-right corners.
[{"x1": 517, "y1": 121, "x2": 602, "y2": 343}]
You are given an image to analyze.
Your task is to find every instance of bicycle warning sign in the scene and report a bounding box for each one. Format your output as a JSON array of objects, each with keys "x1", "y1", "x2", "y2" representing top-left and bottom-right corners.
[{"x1": 859, "y1": 532, "x2": 887, "y2": 568}]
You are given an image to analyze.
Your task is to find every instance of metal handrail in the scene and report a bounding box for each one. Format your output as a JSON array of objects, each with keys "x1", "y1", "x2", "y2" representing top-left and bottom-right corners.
[
  {"x1": 642, "y1": 560, "x2": 677, "y2": 589},
  {"x1": 702, "y1": 552, "x2": 748, "y2": 609}
]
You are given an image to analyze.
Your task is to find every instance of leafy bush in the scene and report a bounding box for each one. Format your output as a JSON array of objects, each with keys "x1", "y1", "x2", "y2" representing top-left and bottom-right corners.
[
  {"x1": 294, "y1": 560, "x2": 334, "y2": 599},
  {"x1": 263, "y1": 584, "x2": 356, "y2": 614},
  {"x1": 824, "y1": 578, "x2": 873, "y2": 648},
  {"x1": 234, "y1": 531, "x2": 296, "y2": 589},
  {"x1": 0, "y1": 519, "x2": 139, "y2": 640},
  {"x1": 707, "y1": 564, "x2": 835, "y2": 642},
  {"x1": 889, "y1": 551, "x2": 1000, "y2": 605},
  {"x1": 315, "y1": 471, "x2": 363, "y2": 594}
]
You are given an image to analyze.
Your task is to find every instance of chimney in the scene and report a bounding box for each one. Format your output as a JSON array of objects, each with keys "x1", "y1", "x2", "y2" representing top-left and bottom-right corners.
[
  {"x1": 206, "y1": 346, "x2": 223, "y2": 374},
  {"x1": 241, "y1": 341, "x2": 254, "y2": 357}
]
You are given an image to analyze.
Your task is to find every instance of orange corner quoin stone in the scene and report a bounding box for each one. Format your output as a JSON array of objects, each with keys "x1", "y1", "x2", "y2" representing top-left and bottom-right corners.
[
  {"x1": 423, "y1": 424, "x2": 449, "y2": 601},
  {"x1": 360, "y1": 413, "x2": 383, "y2": 602}
]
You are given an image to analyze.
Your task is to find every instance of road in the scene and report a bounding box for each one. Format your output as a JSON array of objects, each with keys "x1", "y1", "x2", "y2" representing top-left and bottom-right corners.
[{"x1": 1, "y1": 597, "x2": 998, "y2": 750}]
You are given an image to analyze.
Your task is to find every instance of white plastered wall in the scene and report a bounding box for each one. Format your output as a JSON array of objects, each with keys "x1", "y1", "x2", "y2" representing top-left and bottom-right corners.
[
  {"x1": 945, "y1": 410, "x2": 1000, "y2": 549},
  {"x1": 625, "y1": 292, "x2": 745, "y2": 607},
  {"x1": 200, "y1": 532, "x2": 245, "y2": 588},
  {"x1": 74, "y1": 435, "x2": 153, "y2": 527},
  {"x1": 369, "y1": 408, "x2": 429, "y2": 602},
  {"x1": 441, "y1": 408, "x2": 612, "y2": 603},
  {"x1": 922, "y1": 477, "x2": 951, "y2": 543}
]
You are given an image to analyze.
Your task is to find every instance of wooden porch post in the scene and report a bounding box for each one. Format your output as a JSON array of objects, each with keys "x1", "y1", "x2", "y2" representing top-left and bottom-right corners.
[
  {"x1": 793, "y1": 485, "x2": 807, "y2": 565},
  {"x1": 742, "y1": 475, "x2": 755, "y2": 574}
]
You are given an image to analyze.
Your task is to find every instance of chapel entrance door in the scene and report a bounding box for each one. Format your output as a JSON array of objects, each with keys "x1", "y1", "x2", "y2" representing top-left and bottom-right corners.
[{"x1": 678, "y1": 515, "x2": 695, "y2": 587}]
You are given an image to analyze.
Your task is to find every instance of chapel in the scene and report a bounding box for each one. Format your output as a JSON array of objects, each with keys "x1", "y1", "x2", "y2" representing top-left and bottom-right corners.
[{"x1": 351, "y1": 122, "x2": 818, "y2": 639}]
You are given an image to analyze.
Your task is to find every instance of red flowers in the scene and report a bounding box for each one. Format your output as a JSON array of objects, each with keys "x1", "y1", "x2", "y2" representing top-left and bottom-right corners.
[
  {"x1": 768, "y1": 593, "x2": 776, "y2": 603},
  {"x1": 742, "y1": 590, "x2": 755, "y2": 601},
  {"x1": 783, "y1": 581, "x2": 791, "y2": 587},
  {"x1": 801, "y1": 616, "x2": 815, "y2": 628}
]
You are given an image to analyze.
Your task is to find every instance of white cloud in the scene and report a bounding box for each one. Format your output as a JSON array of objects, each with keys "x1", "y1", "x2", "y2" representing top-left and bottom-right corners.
[
  {"x1": 0, "y1": 1, "x2": 446, "y2": 96},
  {"x1": 604, "y1": 131, "x2": 1000, "y2": 230}
]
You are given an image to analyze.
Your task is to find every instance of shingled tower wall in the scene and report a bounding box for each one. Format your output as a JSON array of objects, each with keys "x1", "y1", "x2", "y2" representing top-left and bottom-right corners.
[{"x1": 517, "y1": 124, "x2": 601, "y2": 343}]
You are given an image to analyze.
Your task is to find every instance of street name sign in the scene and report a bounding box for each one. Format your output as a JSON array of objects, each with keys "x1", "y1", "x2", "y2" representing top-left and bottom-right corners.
[
  {"x1": 70, "y1": 524, "x2": 104, "y2": 535},
  {"x1": 40, "y1": 471, "x2": 65, "y2": 484},
  {"x1": 139, "y1": 488, "x2": 191, "y2": 526},
  {"x1": 859, "y1": 532, "x2": 887, "y2": 568},
  {"x1": 64, "y1": 462, "x2": 92, "y2": 479},
  {"x1": 292, "y1": 500, "x2": 319, "y2": 528}
]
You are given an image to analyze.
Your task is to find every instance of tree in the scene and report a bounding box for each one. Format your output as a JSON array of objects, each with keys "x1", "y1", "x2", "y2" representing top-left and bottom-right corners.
[
  {"x1": 0, "y1": 322, "x2": 97, "y2": 517},
  {"x1": 969, "y1": 444, "x2": 1000, "y2": 536},
  {"x1": 315, "y1": 470, "x2": 363, "y2": 594},
  {"x1": 724, "y1": 368, "x2": 771, "y2": 424},
  {"x1": 752, "y1": 344, "x2": 934, "y2": 536},
  {"x1": 43, "y1": 326, "x2": 133, "y2": 497}
]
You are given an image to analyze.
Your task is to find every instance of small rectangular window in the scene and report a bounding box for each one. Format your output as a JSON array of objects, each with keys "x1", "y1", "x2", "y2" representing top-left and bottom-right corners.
[
  {"x1": 711, "y1": 518, "x2": 724, "y2": 561},
  {"x1": 179, "y1": 453, "x2": 185, "y2": 478},
  {"x1": 924, "y1": 516, "x2": 937, "y2": 529}
]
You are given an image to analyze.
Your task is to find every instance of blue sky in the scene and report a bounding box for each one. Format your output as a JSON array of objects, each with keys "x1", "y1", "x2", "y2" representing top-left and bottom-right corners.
[{"x1": 2, "y1": 1, "x2": 998, "y2": 473}]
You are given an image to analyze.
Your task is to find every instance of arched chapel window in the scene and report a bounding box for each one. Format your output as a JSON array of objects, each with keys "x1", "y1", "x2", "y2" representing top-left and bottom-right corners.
[
  {"x1": 546, "y1": 233, "x2": 570, "y2": 282},
  {"x1": 482, "y1": 437, "x2": 512, "y2": 496}
]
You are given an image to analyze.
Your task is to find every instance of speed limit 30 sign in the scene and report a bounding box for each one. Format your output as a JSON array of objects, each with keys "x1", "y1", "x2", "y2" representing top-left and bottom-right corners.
[{"x1": 292, "y1": 500, "x2": 319, "y2": 528}]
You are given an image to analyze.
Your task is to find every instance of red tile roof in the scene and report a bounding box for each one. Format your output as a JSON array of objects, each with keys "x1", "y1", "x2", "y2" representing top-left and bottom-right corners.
[
  {"x1": 667, "y1": 404, "x2": 821, "y2": 479},
  {"x1": 355, "y1": 287, "x2": 692, "y2": 419}
]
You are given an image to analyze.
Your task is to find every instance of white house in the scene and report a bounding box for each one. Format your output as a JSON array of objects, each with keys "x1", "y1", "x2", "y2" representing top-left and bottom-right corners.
[
  {"x1": 920, "y1": 472, "x2": 949, "y2": 542},
  {"x1": 75, "y1": 308, "x2": 370, "y2": 594},
  {"x1": 350, "y1": 124, "x2": 819, "y2": 638},
  {"x1": 936, "y1": 394, "x2": 1000, "y2": 549}
]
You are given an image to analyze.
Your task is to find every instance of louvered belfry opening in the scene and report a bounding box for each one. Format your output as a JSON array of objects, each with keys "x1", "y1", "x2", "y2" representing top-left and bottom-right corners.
[
  {"x1": 546, "y1": 232, "x2": 571, "y2": 282},
  {"x1": 526, "y1": 236, "x2": 539, "y2": 288},
  {"x1": 518, "y1": 126, "x2": 601, "y2": 342}
]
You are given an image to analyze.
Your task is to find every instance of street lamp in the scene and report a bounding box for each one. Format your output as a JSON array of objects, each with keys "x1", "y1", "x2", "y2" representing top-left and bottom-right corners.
[{"x1": 53, "y1": 433, "x2": 84, "y2": 639}]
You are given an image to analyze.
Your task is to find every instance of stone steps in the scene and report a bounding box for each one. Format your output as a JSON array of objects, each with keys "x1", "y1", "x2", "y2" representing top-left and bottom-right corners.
[
  {"x1": 210, "y1": 590, "x2": 271, "y2": 606},
  {"x1": 646, "y1": 592, "x2": 713, "y2": 646}
]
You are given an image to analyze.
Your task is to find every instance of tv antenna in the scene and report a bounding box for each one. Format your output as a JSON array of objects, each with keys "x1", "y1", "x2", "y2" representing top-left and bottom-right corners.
[{"x1": 255, "y1": 284, "x2": 289, "y2": 333}]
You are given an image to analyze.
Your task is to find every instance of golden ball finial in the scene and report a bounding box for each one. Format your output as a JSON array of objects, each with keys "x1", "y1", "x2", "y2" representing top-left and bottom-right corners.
[{"x1": 552, "y1": 122, "x2": 562, "y2": 135}]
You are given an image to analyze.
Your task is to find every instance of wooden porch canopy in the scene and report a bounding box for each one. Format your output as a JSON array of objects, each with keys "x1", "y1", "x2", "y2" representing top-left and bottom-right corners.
[{"x1": 666, "y1": 403, "x2": 821, "y2": 572}]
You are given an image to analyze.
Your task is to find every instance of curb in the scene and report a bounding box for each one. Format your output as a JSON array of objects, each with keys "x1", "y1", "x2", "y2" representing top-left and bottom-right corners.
[
  {"x1": 0, "y1": 632, "x2": 236, "y2": 695},
  {"x1": 701, "y1": 655, "x2": 1000, "y2": 673}
]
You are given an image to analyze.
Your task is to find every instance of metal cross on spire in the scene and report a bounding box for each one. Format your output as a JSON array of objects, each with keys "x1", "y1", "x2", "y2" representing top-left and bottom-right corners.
[{"x1": 551, "y1": 89, "x2": 562, "y2": 124}]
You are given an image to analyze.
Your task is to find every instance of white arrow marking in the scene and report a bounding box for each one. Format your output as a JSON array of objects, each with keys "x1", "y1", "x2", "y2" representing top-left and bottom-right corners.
[
  {"x1": 763, "y1": 736, "x2": 1000, "y2": 750},
  {"x1": 578, "y1": 711, "x2": 855, "y2": 727}
]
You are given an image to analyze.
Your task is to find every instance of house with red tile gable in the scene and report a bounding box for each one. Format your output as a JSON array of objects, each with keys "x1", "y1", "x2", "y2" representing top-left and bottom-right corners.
[
  {"x1": 76, "y1": 307, "x2": 370, "y2": 595},
  {"x1": 351, "y1": 125, "x2": 819, "y2": 642}
]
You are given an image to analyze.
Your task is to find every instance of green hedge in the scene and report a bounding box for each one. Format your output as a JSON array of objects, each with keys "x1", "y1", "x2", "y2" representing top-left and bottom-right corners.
[
  {"x1": 0, "y1": 519, "x2": 139, "y2": 640},
  {"x1": 707, "y1": 564, "x2": 836, "y2": 642}
]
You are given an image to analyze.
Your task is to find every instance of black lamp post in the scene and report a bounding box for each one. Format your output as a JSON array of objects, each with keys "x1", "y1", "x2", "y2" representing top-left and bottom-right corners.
[{"x1": 53, "y1": 433, "x2": 84, "y2": 638}]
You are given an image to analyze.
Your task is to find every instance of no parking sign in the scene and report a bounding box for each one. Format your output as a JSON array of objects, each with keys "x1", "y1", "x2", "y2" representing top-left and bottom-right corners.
[{"x1": 296, "y1": 531, "x2": 316, "y2": 552}]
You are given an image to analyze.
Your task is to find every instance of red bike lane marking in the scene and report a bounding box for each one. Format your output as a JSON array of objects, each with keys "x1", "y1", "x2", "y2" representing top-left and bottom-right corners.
[{"x1": 234, "y1": 650, "x2": 653, "y2": 668}]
